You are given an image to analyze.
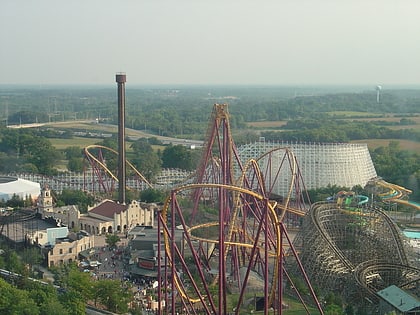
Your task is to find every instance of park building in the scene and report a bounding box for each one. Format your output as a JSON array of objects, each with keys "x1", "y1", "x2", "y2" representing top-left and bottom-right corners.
[
  {"x1": 38, "y1": 185, "x2": 156, "y2": 236},
  {"x1": 29, "y1": 226, "x2": 95, "y2": 267},
  {"x1": 46, "y1": 230, "x2": 94, "y2": 267}
]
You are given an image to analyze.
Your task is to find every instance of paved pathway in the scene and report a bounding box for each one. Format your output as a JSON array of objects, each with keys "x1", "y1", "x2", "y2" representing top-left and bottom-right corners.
[{"x1": 87, "y1": 234, "x2": 128, "y2": 281}]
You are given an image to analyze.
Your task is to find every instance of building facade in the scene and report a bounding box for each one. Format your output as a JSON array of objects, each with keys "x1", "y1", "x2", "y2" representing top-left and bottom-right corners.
[
  {"x1": 47, "y1": 231, "x2": 95, "y2": 267},
  {"x1": 38, "y1": 186, "x2": 156, "y2": 236}
]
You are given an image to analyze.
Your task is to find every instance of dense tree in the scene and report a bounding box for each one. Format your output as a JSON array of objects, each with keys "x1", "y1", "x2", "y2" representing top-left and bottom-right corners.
[
  {"x1": 0, "y1": 279, "x2": 40, "y2": 315},
  {"x1": 0, "y1": 129, "x2": 61, "y2": 175},
  {"x1": 55, "y1": 189, "x2": 96, "y2": 213},
  {"x1": 67, "y1": 157, "x2": 84, "y2": 172},
  {"x1": 8, "y1": 110, "x2": 49, "y2": 124},
  {"x1": 93, "y1": 279, "x2": 131, "y2": 313},
  {"x1": 261, "y1": 119, "x2": 419, "y2": 143},
  {"x1": 51, "y1": 264, "x2": 92, "y2": 315},
  {"x1": 139, "y1": 188, "x2": 166, "y2": 203},
  {"x1": 161, "y1": 144, "x2": 196, "y2": 171},
  {"x1": 370, "y1": 142, "x2": 420, "y2": 200},
  {"x1": 21, "y1": 247, "x2": 43, "y2": 269},
  {"x1": 130, "y1": 138, "x2": 162, "y2": 182},
  {"x1": 306, "y1": 184, "x2": 353, "y2": 203},
  {"x1": 64, "y1": 146, "x2": 83, "y2": 159},
  {"x1": 1, "y1": 248, "x2": 24, "y2": 274}
]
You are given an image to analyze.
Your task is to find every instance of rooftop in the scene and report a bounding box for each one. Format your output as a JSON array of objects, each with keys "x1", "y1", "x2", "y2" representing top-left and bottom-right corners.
[
  {"x1": 377, "y1": 285, "x2": 420, "y2": 312},
  {"x1": 89, "y1": 199, "x2": 127, "y2": 219}
]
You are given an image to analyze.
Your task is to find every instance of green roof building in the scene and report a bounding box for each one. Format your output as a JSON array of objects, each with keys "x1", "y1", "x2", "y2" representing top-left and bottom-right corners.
[{"x1": 377, "y1": 285, "x2": 420, "y2": 315}]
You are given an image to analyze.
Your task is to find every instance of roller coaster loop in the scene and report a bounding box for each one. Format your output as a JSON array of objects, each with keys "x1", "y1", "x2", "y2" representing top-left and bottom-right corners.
[{"x1": 83, "y1": 144, "x2": 153, "y2": 194}]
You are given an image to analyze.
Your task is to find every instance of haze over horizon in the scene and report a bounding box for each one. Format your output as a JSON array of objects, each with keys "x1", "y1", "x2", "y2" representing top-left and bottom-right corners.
[{"x1": 1, "y1": 0, "x2": 420, "y2": 87}]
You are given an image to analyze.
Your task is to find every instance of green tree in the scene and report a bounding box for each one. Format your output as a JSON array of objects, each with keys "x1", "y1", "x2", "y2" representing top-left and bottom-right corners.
[
  {"x1": 3, "y1": 249, "x2": 24, "y2": 274},
  {"x1": 130, "y1": 138, "x2": 162, "y2": 182},
  {"x1": 21, "y1": 247, "x2": 42, "y2": 270},
  {"x1": 59, "y1": 289, "x2": 86, "y2": 315},
  {"x1": 324, "y1": 304, "x2": 344, "y2": 315},
  {"x1": 6, "y1": 194, "x2": 25, "y2": 208},
  {"x1": 371, "y1": 142, "x2": 420, "y2": 200},
  {"x1": 105, "y1": 233, "x2": 120, "y2": 249},
  {"x1": 67, "y1": 157, "x2": 84, "y2": 172},
  {"x1": 64, "y1": 146, "x2": 83, "y2": 159},
  {"x1": 56, "y1": 189, "x2": 95, "y2": 213},
  {"x1": 93, "y1": 279, "x2": 131, "y2": 313},
  {"x1": 52, "y1": 264, "x2": 92, "y2": 315},
  {"x1": 0, "y1": 278, "x2": 40, "y2": 315},
  {"x1": 140, "y1": 188, "x2": 166, "y2": 203},
  {"x1": 28, "y1": 282, "x2": 70, "y2": 315},
  {"x1": 0, "y1": 129, "x2": 60, "y2": 175},
  {"x1": 161, "y1": 144, "x2": 195, "y2": 171}
]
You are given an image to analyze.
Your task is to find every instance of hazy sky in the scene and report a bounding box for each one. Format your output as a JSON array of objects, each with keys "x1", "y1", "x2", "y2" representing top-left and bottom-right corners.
[{"x1": 1, "y1": 0, "x2": 420, "y2": 86}]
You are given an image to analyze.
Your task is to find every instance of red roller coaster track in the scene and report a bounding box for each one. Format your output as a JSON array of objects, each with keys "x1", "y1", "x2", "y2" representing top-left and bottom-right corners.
[{"x1": 157, "y1": 104, "x2": 323, "y2": 314}]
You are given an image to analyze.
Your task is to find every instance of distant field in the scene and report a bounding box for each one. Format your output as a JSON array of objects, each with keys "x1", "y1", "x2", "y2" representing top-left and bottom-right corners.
[
  {"x1": 45, "y1": 120, "x2": 151, "y2": 138},
  {"x1": 245, "y1": 114, "x2": 420, "y2": 128},
  {"x1": 343, "y1": 116, "x2": 420, "y2": 123},
  {"x1": 49, "y1": 137, "x2": 103, "y2": 150},
  {"x1": 246, "y1": 121, "x2": 288, "y2": 128},
  {"x1": 351, "y1": 139, "x2": 420, "y2": 154},
  {"x1": 336, "y1": 113, "x2": 420, "y2": 131},
  {"x1": 327, "y1": 111, "x2": 380, "y2": 117}
]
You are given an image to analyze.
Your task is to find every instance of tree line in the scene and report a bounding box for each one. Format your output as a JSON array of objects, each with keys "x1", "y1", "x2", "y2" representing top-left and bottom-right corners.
[
  {"x1": 0, "y1": 124, "x2": 418, "y2": 202},
  {"x1": 0, "y1": 250, "x2": 133, "y2": 315},
  {"x1": 261, "y1": 119, "x2": 420, "y2": 143},
  {"x1": 2, "y1": 86, "x2": 420, "y2": 138}
]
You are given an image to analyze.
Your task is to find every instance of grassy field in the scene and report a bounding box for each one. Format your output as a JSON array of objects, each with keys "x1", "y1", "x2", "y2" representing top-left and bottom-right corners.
[
  {"x1": 244, "y1": 116, "x2": 419, "y2": 156},
  {"x1": 351, "y1": 139, "x2": 420, "y2": 154},
  {"x1": 49, "y1": 137, "x2": 103, "y2": 150},
  {"x1": 245, "y1": 114, "x2": 420, "y2": 131},
  {"x1": 246, "y1": 121, "x2": 288, "y2": 128},
  {"x1": 327, "y1": 111, "x2": 381, "y2": 117}
]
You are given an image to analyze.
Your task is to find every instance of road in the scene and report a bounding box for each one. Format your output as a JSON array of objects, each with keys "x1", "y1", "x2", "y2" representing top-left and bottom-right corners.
[{"x1": 9, "y1": 120, "x2": 204, "y2": 148}]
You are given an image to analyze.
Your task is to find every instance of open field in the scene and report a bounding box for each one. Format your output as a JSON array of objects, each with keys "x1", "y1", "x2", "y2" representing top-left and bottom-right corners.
[
  {"x1": 336, "y1": 114, "x2": 420, "y2": 122},
  {"x1": 351, "y1": 139, "x2": 420, "y2": 154},
  {"x1": 245, "y1": 114, "x2": 420, "y2": 130},
  {"x1": 246, "y1": 121, "x2": 288, "y2": 128},
  {"x1": 327, "y1": 111, "x2": 382, "y2": 117},
  {"x1": 49, "y1": 137, "x2": 103, "y2": 150}
]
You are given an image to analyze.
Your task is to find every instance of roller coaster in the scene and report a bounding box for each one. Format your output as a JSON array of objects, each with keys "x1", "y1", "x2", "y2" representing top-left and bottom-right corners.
[
  {"x1": 291, "y1": 201, "x2": 420, "y2": 312},
  {"x1": 83, "y1": 144, "x2": 153, "y2": 195},
  {"x1": 76, "y1": 103, "x2": 419, "y2": 313},
  {"x1": 157, "y1": 104, "x2": 323, "y2": 314},
  {"x1": 76, "y1": 104, "x2": 318, "y2": 314}
]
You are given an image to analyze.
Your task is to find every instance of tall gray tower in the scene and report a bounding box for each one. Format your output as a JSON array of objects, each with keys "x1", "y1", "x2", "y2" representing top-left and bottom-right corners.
[{"x1": 116, "y1": 73, "x2": 126, "y2": 204}]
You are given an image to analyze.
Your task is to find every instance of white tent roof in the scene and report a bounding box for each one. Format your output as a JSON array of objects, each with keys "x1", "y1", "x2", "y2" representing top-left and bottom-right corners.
[{"x1": 0, "y1": 177, "x2": 40, "y2": 201}]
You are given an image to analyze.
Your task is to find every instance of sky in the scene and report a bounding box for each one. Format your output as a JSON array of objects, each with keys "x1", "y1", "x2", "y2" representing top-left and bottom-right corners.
[{"x1": 1, "y1": 0, "x2": 420, "y2": 86}]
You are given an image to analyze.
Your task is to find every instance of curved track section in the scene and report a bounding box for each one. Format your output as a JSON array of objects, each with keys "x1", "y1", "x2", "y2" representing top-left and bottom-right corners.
[
  {"x1": 158, "y1": 104, "x2": 322, "y2": 314},
  {"x1": 292, "y1": 202, "x2": 420, "y2": 310},
  {"x1": 83, "y1": 145, "x2": 153, "y2": 196},
  {"x1": 354, "y1": 261, "x2": 420, "y2": 303},
  {"x1": 158, "y1": 183, "x2": 323, "y2": 315},
  {"x1": 240, "y1": 147, "x2": 310, "y2": 222}
]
